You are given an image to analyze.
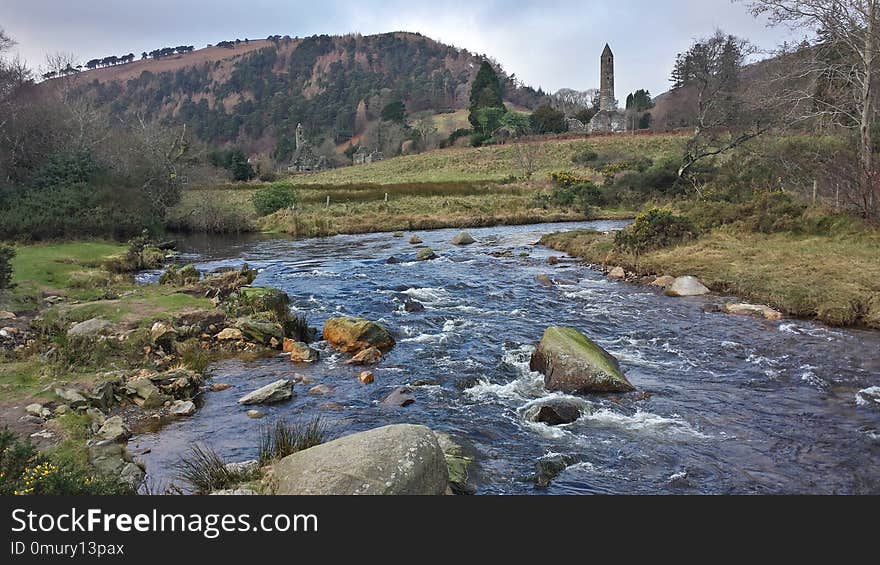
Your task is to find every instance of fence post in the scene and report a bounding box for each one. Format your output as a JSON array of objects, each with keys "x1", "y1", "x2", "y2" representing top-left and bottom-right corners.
[
  {"x1": 812, "y1": 179, "x2": 818, "y2": 206},
  {"x1": 384, "y1": 192, "x2": 388, "y2": 202},
  {"x1": 326, "y1": 195, "x2": 330, "y2": 208}
]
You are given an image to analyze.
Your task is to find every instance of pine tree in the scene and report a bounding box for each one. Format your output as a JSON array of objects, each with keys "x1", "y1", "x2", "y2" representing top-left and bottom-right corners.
[{"x1": 468, "y1": 60, "x2": 506, "y2": 131}]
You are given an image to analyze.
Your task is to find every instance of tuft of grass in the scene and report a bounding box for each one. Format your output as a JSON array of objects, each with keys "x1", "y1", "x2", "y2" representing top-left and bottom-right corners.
[
  {"x1": 173, "y1": 444, "x2": 260, "y2": 494},
  {"x1": 176, "y1": 339, "x2": 211, "y2": 372},
  {"x1": 258, "y1": 417, "x2": 327, "y2": 466}
]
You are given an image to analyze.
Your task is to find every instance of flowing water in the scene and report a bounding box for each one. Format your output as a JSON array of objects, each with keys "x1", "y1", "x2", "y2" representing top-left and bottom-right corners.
[{"x1": 131, "y1": 221, "x2": 880, "y2": 494}]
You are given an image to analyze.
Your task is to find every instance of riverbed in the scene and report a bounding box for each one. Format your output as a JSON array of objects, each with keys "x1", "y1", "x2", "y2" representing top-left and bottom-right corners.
[{"x1": 131, "y1": 220, "x2": 880, "y2": 494}]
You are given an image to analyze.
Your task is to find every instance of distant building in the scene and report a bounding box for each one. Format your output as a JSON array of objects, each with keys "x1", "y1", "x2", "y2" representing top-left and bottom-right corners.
[
  {"x1": 288, "y1": 123, "x2": 327, "y2": 172},
  {"x1": 352, "y1": 147, "x2": 385, "y2": 165},
  {"x1": 589, "y1": 44, "x2": 626, "y2": 134}
]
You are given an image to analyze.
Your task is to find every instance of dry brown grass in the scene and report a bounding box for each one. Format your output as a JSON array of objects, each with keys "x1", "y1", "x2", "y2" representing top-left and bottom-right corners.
[{"x1": 540, "y1": 227, "x2": 880, "y2": 329}]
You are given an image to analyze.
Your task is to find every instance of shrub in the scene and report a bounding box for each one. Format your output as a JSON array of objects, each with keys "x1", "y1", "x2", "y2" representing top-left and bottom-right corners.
[
  {"x1": 0, "y1": 428, "x2": 131, "y2": 495},
  {"x1": 165, "y1": 195, "x2": 255, "y2": 233},
  {"x1": 283, "y1": 312, "x2": 313, "y2": 342},
  {"x1": 258, "y1": 170, "x2": 278, "y2": 183},
  {"x1": 173, "y1": 443, "x2": 259, "y2": 494},
  {"x1": 614, "y1": 208, "x2": 696, "y2": 255},
  {"x1": 258, "y1": 417, "x2": 327, "y2": 465},
  {"x1": 572, "y1": 148, "x2": 599, "y2": 165},
  {"x1": 159, "y1": 264, "x2": 202, "y2": 286},
  {"x1": 550, "y1": 171, "x2": 593, "y2": 189},
  {"x1": 0, "y1": 245, "x2": 15, "y2": 290},
  {"x1": 251, "y1": 185, "x2": 299, "y2": 216}
]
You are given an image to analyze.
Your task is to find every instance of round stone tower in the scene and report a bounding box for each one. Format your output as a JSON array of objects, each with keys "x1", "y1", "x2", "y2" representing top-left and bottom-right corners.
[{"x1": 600, "y1": 44, "x2": 616, "y2": 111}]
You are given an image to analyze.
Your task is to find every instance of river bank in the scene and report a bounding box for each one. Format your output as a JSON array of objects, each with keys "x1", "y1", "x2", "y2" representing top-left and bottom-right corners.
[
  {"x1": 169, "y1": 180, "x2": 635, "y2": 236},
  {"x1": 540, "y1": 225, "x2": 880, "y2": 330}
]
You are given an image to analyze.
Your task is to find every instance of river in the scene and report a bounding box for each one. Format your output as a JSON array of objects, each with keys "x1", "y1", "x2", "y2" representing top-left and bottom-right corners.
[{"x1": 130, "y1": 220, "x2": 880, "y2": 494}]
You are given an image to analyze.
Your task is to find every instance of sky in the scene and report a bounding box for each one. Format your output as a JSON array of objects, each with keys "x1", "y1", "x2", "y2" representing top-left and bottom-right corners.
[{"x1": 0, "y1": 0, "x2": 801, "y2": 98}]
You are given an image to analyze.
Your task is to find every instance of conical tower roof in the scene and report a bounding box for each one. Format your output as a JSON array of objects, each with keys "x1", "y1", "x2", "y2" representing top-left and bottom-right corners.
[{"x1": 602, "y1": 43, "x2": 613, "y2": 57}]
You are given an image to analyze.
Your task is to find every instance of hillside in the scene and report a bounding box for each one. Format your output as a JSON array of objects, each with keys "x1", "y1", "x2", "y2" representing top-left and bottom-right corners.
[{"x1": 66, "y1": 32, "x2": 546, "y2": 162}]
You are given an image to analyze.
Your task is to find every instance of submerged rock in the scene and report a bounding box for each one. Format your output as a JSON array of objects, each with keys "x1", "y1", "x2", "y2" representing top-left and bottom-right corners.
[
  {"x1": 308, "y1": 384, "x2": 335, "y2": 395},
  {"x1": 665, "y1": 276, "x2": 710, "y2": 297},
  {"x1": 238, "y1": 379, "x2": 293, "y2": 405},
  {"x1": 403, "y1": 299, "x2": 425, "y2": 313},
  {"x1": 346, "y1": 346, "x2": 383, "y2": 365},
  {"x1": 530, "y1": 327, "x2": 634, "y2": 393},
  {"x1": 533, "y1": 454, "x2": 576, "y2": 488},
  {"x1": 451, "y1": 231, "x2": 476, "y2": 245},
  {"x1": 408, "y1": 235, "x2": 423, "y2": 245},
  {"x1": 358, "y1": 371, "x2": 375, "y2": 384},
  {"x1": 536, "y1": 274, "x2": 554, "y2": 287},
  {"x1": 416, "y1": 247, "x2": 437, "y2": 261},
  {"x1": 724, "y1": 303, "x2": 783, "y2": 321},
  {"x1": 323, "y1": 317, "x2": 395, "y2": 353},
  {"x1": 381, "y1": 386, "x2": 415, "y2": 407},
  {"x1": 271, "y1": 424, "x2": 448, "y2": 495},
  {"x1": 526, "y1": 398, "x2": 585, "y2": 426}
]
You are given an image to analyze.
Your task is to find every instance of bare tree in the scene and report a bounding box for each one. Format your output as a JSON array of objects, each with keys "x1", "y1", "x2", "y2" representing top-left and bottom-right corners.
[
  {"x1": 744, "y1": 0, "x2": 880, "y2": 218},
  {"x1": 513, "y1": 141, "x2": 538, "y2": 179},
  {"x1": 672, "y1": 30, "x2": 771, "y2": 189}
]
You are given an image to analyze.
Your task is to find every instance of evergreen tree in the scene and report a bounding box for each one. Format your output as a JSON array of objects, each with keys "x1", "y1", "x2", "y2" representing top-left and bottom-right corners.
[{"x1": 468, "y1": 60, "x2": 506, "y2": 131}]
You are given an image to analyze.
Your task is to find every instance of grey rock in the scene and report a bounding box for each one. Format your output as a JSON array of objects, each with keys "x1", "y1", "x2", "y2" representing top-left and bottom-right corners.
[
  {"x1": 210, "y1": 488, "x2": 259, "y2": 495},
  {"x1": 534, "y1": 454, "x2": 576, "y2": 488},
  {"x1": 665, "y1": 276, "x2": 710, "y2": 297},
  {"x1": 55, "y1": 388, "x2": 88, "y2": 408},
  {"x1": 170, "y1": 400, "x2": 196, "y2": 416},
  {"x1": 67, "y1": 318, "x2": 113, "y2": 338},
  {"x1": 272, "y1": 424, "x2": 448, "y2": 495},
  {"x1": 97, "y1": 416, "x2": 131, "y2": 442},
  {"x1": 381, "y1": 386, "x2": 415, "y2": 407},
  {"x1": 530, "y1": 327, "x2": 634, "y2": 393},
  {"x1": 238, "y1": 379, "x2": 293, "y2": 405},
  {"x1": 451, "y1": 231, "x2": 476, "y2": 245}
]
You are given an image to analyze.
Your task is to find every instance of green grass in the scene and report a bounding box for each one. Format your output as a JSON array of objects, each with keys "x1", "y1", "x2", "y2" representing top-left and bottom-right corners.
[
  {"x1": 541, "y1": 226, "x2": 880, "y2": 329},
  {"x1": 289, "y1": 134, "x2": 687, "y2": 185},
  {"x1": 11, "y1": 242, "x2": 125, "y2": 289}
]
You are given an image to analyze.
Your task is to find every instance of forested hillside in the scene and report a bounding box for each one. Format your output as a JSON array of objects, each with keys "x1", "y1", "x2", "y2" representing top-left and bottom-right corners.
[{"x1": 67, "y1": 32, "x2": 546, "y2": 161}]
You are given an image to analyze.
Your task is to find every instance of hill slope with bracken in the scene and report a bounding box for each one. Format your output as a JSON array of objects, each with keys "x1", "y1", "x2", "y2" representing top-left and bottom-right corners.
[{"x1": 64, "y1": 32, "x2": 546, "y2": 162}]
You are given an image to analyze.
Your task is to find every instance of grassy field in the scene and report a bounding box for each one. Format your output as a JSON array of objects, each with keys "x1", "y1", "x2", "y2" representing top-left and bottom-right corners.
[
  {"x1": 175, "y1": 134, "x2": 687, "y2": 235},
  {"x1": 285, "y1": 133, "x2": 687, "y2": 185},
  {"x1": 0, "y1": 242, "x2": 213, "y2": 402},
  {"x1": 541, "y1": 226, "x2": 880, "y2": 329}
]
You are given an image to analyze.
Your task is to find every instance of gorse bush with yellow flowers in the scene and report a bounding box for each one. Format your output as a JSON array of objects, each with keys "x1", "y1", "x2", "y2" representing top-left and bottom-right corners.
[{"x1": 0, "y1": 428, "x2": 131, "y2": 495}]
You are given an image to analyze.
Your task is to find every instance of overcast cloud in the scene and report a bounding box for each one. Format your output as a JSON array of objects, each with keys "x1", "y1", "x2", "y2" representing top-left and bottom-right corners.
[{"x1": 1, "y1": 0, "x2": 800, "y2": 98}]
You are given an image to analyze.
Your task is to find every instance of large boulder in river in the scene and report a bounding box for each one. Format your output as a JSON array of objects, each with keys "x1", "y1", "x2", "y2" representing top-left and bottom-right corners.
[
  {"x1": 530, "y1": 327, "x2": 634, "y2": 393},
  {"x1": 665, "y1": 276, "x2": 710, "y2": 297},
  {"x1": 238, "y1": 379, "x2": 294, "y2": 405},
  {"x1": 451, "y1": 231, "x2": 476, "y2": 245},
  {"x1": 271, "y1": 424, "x2": 448, "y2": 495},
  {"x1": 323, "y1": 317, "x2": 395, "y2": 353}
]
